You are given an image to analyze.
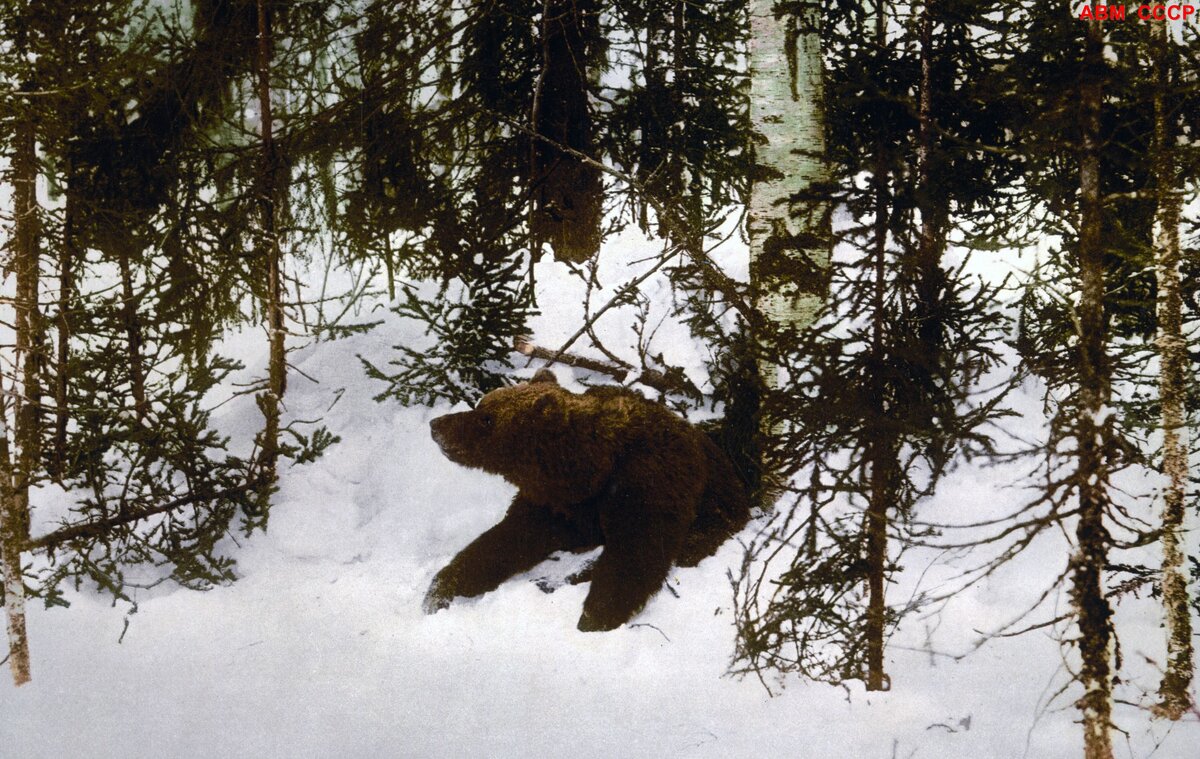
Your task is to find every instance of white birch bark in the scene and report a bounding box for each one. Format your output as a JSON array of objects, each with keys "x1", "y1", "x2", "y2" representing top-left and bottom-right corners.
[
  {"x1": 1, "y1": 417, "x2": 31, "y2": 686},
  {"x1": 1151, "y1": 18, "x2": 1193, "y2": 721},
  {"x1": 3, "y1": 69, "x2": 38, "y2": 687},
  {"x1": 748, "y1": 0, "x2": 831, "y2": 388}
]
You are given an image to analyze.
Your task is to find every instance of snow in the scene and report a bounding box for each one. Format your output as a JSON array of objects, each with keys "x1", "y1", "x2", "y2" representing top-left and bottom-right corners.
[{"x1": 2, "y1": 231, "x2": 1198, "y2": 759}]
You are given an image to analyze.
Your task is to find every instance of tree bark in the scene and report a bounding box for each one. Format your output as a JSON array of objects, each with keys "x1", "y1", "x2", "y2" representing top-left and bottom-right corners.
[
  {"x1": 116, "y1": 243, "x2": 148, "y2": 422},
  {"x1": 1072, "y1": 14, "x2": 1114, "y2": 758},
  {"x1": 53, "y1": 167, "x2": 77, "y2": 477},
  {"x1": 1150, "y1": 18, "x2": 1193, "y2": 722},
  {"x1": 864, "y1": 435, "x2": 895, "y2": 691},
  {"x1": 748, "y1": 0, "x2": 832, "y2": 390},
  {"x1": 3, "y1": 77, "x2": 40, "y2": 686},
  {"x1": 0, "y1": 417, "x2": 30, "y2": 686},
  {"x1": 863, "y1": 0, "x2": 893, "y2": 693},
  {"x1": 256, "y1": 0, "x2": 286, "y2": 505},
  {"x1": 914, "y1": 0, "x2": 948, "y2": 367}
]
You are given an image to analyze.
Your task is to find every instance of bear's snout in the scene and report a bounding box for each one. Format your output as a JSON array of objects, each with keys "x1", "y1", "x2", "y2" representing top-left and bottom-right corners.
[
  {"x1": 430, "y1": 414, "x2": 452, "y2": 450},
  {"x1": 430, "y1": 412, "x2": 472, "y2": 462},
  {"x1": 429, "y1": 414, "x2": 445, "y2": 437}
]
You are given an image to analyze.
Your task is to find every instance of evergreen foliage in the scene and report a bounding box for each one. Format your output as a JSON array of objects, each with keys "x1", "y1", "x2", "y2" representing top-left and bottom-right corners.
[
  {"x1": 0, "y1": 1, "x2": 335, "y2": 622},
  {"x1": 0, "y1": 6, "x2": 1193, "y2": 743},
  {"x1": 731, "y1": 0, "x2": 1016, "y2": 689}
]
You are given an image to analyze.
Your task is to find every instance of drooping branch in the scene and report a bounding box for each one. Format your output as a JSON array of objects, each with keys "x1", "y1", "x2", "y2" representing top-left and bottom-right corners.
[
  {"x1": 530, "y1": 0, "x2": 603, "y2": 263},
  {"x1": 73, "y1": 0, "x2": 263, "y2": 225},
  {"x1": 25, "y1": 479, "x2": 266, "y2": 553}
]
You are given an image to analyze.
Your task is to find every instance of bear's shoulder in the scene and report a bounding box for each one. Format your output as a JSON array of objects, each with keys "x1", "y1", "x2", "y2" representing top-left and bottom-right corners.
[
  {"x1": 580, "y1": 384, "x2": 647, "y2": 408},
  {"x1": 579, "y1": 385, "x2": 678, "y2": 426}
]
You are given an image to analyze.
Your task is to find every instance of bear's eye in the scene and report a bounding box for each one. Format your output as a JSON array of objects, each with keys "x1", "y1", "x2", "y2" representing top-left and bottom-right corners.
[{"x1": 478, "y1": 412, "x2": 494, "y2": 429}]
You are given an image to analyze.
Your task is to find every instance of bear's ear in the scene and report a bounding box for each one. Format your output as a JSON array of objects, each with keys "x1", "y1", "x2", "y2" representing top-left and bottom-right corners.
[
  {"x1": 531, "y1": 368, "x2": 559, "y2": 385},
  {"x1": 531, "y1": 391, "x2": 563, "y2": 417}
]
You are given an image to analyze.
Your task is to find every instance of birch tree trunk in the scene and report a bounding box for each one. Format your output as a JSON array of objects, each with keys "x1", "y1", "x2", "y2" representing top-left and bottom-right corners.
[
  {"x1": 0, "y1": 416, "x2": 30, "y2": 686},
  {"x1": 1072, "y1": 14, "x2": 1114, "y2": 758},
  {"x1": 1150, "y1": 18, "x2": 1193, "y2": 722},
  {"x1": 2, "y1": 80, "x2": 39, "y2": 686},
  {"x1": 748, "y1": 0, "x2": 831, "y2": 389},
  {"x1": 13, "y1": 80, "x2": 42, "y2": 532}
]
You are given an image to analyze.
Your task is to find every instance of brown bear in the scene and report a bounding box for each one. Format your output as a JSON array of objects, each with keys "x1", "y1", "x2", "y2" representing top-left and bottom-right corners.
[{"x1": 423, "y1": 370, "x2": 751, "y2": 631}]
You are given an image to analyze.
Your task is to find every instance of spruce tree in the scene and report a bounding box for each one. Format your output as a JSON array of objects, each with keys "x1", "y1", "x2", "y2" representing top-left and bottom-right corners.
[
  {"x1": 1001, "y1": 5, "x2": 1187, "y2": 752},
  {"x1": 731, "y1": 0, "x2": 1014, "y2": 690}
]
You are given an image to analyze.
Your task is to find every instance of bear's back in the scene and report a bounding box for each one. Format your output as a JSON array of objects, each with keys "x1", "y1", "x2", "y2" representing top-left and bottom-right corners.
[{"x1": 581, "y1": 385, "x2": 698, "y2": 444}]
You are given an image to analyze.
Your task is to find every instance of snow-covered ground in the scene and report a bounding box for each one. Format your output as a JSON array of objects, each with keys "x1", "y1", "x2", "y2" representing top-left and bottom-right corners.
[{"x1": 2, "y1": 229, "x2": 1197, "y2": 758}]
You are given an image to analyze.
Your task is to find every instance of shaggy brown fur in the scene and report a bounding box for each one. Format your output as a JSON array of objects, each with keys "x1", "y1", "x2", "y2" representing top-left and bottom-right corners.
[{"x1": 424, "y1": 370, "x2": 751, "y2": 631}]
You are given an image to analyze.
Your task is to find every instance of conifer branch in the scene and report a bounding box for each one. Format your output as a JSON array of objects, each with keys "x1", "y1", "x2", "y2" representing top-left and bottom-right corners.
[{"x1": 26, "y1": 478, "x2": 267, "y2": 553}]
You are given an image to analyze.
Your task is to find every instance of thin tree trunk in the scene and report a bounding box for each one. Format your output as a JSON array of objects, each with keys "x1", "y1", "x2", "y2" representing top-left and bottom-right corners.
[
  {"x1": 748, "y1": 0, "x2": 831, "y2": 390},
  {"x1": 865, "y1": 384, "x2": 896, "y2": 692},
  {"x1": 53, "y1": 168, "x2": 76, "y2": 477},
  {"x1": 116, "y1": 240, "x2": 148, "y2": 423},
  {"x1": 3, "y1": 80, "x2": 40, "y2": 686},
  {"x1": 1072, "y1": 14, "x2": 1114, "y2": 758},
  {"x1": 256, "y1": 0, "x2": 286, "y2": 505},
  {"x1": 13, "y1": 80, "x2": 43, "y2": 498},
  {"x1": 914, "y1": 0, "x2": 947, "y2": 363},
  {"x1": 673, "y1": 0, "x2": 705, "y2": 258},
  {"x1": 864, "y1": 436, "x2": 895, "y2": 691},
  {"x1": 1150, "y1": 18, "x2": 1193, "y2": 722},
  {"x1": 863, "y1": 0, "x2": 893, "y2": 693},
  {"x1": 0, "y1": 415, "x2": 30, "y2": 686}
]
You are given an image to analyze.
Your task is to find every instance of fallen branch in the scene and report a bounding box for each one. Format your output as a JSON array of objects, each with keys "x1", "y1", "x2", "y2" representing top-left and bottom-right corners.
[
  {"x1": 515, "y1": 336, "x2": 700, "y2": 398},
  {"x1": 516, "y1": 334, "x2": 632, "y2": 378},
  {"x1": 26, "y1": 478, "x2": 266, "y2": 553}
]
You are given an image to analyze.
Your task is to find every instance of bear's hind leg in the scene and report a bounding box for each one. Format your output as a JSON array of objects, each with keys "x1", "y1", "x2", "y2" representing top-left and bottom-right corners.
[{"x1": 577, "y1": 508, "x2": 690, "y2": 632}]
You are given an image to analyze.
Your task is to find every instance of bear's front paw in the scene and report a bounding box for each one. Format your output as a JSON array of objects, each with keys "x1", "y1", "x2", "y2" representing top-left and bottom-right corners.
[
  {"x1": 422, "y1": 577, "x2": 454, "y2": 615},
  {"x1": 577, "y1": 609, "x2": 622, "y2": 633}
]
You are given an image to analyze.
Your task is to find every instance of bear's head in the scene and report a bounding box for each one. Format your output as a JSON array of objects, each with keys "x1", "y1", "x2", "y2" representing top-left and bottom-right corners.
[{"x1": 429, "y1": 369, "x2": 569, "y2": 479}]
